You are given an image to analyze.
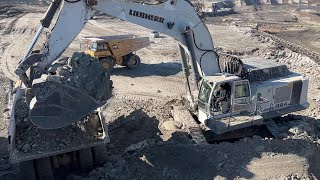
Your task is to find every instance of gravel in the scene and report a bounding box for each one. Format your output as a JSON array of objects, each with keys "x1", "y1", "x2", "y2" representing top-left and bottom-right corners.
[
  {"x1": 49, "y1": 52, "x2": 112, "y2": 102},
  {"x1": 15, "y1": 102, "x2": 105, "y2": 155}
]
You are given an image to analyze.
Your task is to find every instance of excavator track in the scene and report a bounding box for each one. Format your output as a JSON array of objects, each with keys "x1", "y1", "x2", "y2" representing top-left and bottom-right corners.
[{"x1": 172, "y1": 105, "x2": 207, "y2": 144}]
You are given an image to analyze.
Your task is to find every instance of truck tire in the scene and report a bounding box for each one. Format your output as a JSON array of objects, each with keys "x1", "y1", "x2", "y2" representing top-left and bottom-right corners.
[
  {"x1": 17, "y1": 161, "x2": 36, "y2": 180},
  {"x1": 100, "y1": 56, "x2": 116, "y2": 72},
  {"x1": 78, "y1": 148, "x2": 93, "y2": 172},
  {"x1": 125, "y1": 54, "x2": 141, "y2": 69},
  {"x1": 35, "y1": 157, "x2": 54, "y2": 180},
  {"x1": 93, "y1": 145, "x2": 107, "y2": 166}
]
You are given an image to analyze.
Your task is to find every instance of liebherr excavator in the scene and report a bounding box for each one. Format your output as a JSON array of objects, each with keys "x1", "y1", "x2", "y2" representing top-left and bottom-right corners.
[{"x1": 13, "y1": 0, "x2": 308, "y2": 135}]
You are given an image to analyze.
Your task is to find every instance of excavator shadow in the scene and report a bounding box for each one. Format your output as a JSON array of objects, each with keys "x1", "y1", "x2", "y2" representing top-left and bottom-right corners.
[
  {"x1": 106, "y1": 109, "x2": 163, "y2": 151},
  {"x1": 120, "y1": 133, "x2": 320, "y2": 179},
  {"x1": 112, "y1": 62, "x2": 181, "y2": 78}
]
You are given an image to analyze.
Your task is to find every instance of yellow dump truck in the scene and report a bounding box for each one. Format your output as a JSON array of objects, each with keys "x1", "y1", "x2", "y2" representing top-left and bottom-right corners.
[{"x1": 84, "y1": 35, "x2": 150, "y2": 70}]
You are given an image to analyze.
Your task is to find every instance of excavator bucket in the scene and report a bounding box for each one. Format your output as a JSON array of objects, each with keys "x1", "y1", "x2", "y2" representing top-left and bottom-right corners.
[
  {"x1": 29, "y1": 80, "x2": 105, "y2": 129},
  {"x1": 25, "y1": 52, "x2": 112, "y2": 129}
]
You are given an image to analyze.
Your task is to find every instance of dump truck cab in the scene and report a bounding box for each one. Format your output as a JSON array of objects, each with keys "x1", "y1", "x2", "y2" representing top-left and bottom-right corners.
[
  {"x1": 198, "y1": 58, "x2": 309, "y2": 134},
  {"x1": 85, "y1": 41, "x2": 112, "y2": 58}
]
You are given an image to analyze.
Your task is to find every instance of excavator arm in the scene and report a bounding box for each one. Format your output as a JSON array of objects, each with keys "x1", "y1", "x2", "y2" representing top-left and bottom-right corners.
[{"x1": 15, "y1": 0, "x2": 220, "y2": 129}]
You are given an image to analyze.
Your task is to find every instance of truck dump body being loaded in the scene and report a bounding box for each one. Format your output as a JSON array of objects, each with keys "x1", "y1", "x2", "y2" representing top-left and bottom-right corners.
[
  {"x1": 30, "y1": 52, "x2": 113, "y2": 129},
  {"x1": 8, "y1": 81, "x2": 110, "y2": 179}
]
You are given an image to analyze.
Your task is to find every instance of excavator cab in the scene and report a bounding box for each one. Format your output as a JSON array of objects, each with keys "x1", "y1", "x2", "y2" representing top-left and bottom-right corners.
[
  {"x1": 197, "y1": 74, "x2": 257, "y2": 134},
  {"x1": 198, "y1": 74, "x2": 249, "y2": 114}
]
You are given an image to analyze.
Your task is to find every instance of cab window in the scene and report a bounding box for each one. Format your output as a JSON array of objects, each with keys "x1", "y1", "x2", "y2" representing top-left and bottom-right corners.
[
  {"x1": 198, "y1": 81, "x2": 212, "y2": 111},
  {"x1": 97, "y1": 43, "x2": 105, "y2": 50},
  {"x1": 90, "y1": 43, "x2": 97, "y2": 51},
  {"x1": 235, "y1": 81, "x2": 250, "y2": 98}
]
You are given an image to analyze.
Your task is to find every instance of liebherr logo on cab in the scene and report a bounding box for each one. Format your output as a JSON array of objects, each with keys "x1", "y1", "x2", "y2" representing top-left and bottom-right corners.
[{"x1": 129, "y1": 9, "x2": 164, "y2": 23}]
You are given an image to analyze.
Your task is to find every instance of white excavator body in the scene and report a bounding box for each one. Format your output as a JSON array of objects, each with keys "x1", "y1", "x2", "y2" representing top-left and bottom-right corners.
[{"x1": 198, "y1": 57, "x2": 308, "y2": 134}]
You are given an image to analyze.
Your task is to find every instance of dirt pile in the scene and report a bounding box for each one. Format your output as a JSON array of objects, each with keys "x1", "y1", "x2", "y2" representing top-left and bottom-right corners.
[
  {"x1": 47, "y1": 52, "x2": 112, "y2": 102},
  {"x1": 102, "y1": 98, "x2": 182, "y2": 152}
]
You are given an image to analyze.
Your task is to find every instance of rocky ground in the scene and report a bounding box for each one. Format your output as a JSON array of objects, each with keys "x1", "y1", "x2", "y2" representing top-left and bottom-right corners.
[
  {"x1": 14, "y1": 109, "x2": 105, "y2": 155},
  {"x1": 72, "y1": 139, "x2": 320, "y2": 180},
  {"x1": 0, "y1": 2, "x2": 320, "y2": 180},
  {"x1": 67, "y1": 97, "x2": 320, "y2": 180}
]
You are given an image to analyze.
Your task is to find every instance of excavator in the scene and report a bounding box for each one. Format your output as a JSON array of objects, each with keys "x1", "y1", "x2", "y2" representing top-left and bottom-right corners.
[
  {"x1": 5, "y1": 0, "x2": 310, "y2": 178},
  {"x1": 13, "y1": 0, "x2": 308, "y2": 134}
]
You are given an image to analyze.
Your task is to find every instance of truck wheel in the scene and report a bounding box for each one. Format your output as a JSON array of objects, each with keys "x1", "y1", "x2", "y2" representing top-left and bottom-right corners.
[
  {"x1": 93, "y1": 145, "x2": 107, "y2": 166},
  {"x1": 78, "y1": 148, "x2": 93, "y2": 172},
  {"x1": 17, "y1": 161, "x2": 36, "y2": 180},
  {"x1": 100, "y1": 57, "x2": 116, "y2": 72},
  {"x1": 125, "y1": 54, "x2": 141, "y2": 69},
  {"x1": 35, "y1": 157, "x2": 54, "y2": 180}
]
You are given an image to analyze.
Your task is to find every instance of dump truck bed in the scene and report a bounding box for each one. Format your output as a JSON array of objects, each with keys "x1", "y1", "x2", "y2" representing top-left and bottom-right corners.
[
  {"x1": 8, "y1": 85, "x2": 110, "y2": 164},
  {"x1": 84, "y1": 35, "x2": 150, "y2": 58}
]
